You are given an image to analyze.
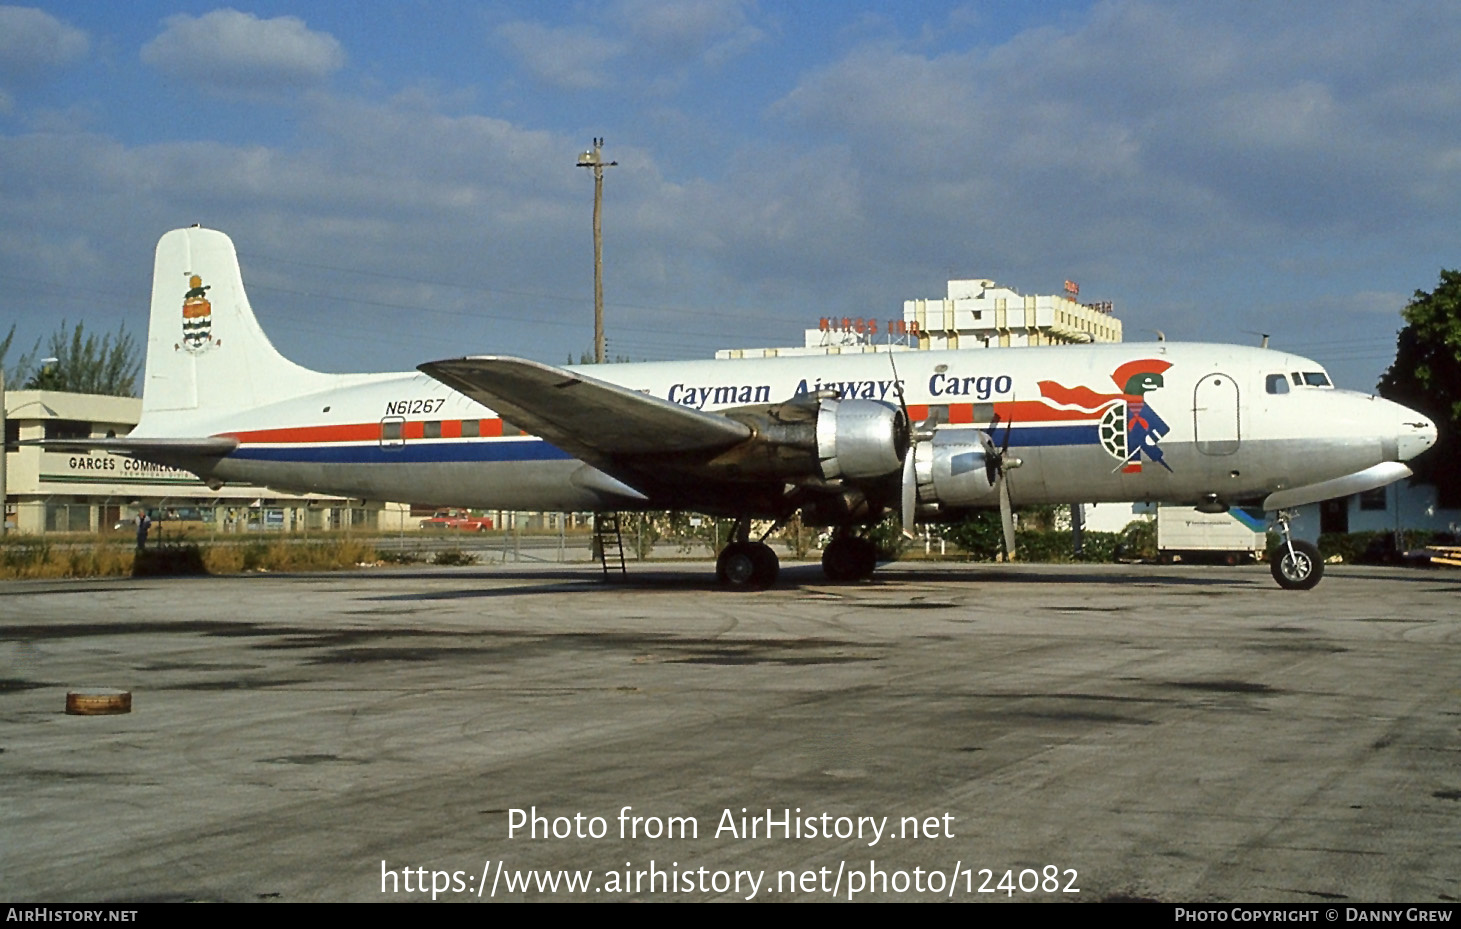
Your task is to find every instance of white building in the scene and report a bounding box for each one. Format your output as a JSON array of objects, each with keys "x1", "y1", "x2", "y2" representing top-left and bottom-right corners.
[
  {"x1": 906, "y1": 278, "x2": 1121, "y2": 349},
  {"x1": 2, "y1": 389, "x2": 409, "y2": 535},
  {"x1": 718, "y1": 277, "x2": 1121, "y2": 359}
]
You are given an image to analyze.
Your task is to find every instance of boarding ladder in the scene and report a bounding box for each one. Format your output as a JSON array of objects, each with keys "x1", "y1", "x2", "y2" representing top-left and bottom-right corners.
[{"x1": 593, "y1": 512, "x2": 627, "y2": 579}]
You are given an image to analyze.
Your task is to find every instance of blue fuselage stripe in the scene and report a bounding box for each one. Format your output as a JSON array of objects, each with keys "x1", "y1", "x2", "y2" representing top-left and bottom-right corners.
[
  {"x1": 230, "y1": 440, "x2": 574, "y2": 465},
  {"x1": 226, "y1": 424, "x2": 1098, "y2": 466},
  {"x1": 1007, "y1": 425, "x2": 1100, "y2": 447}
]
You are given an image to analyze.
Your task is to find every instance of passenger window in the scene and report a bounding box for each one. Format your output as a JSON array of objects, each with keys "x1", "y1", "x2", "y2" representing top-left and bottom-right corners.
[
  {"x1": 460, "y1": 419, "x2": 480, "y2": 438},
  {"x1": 379, "y1": 416, "x2": 405, "y2": 449},
  {"x1": 423, "y1": 421, "x2": 442, "y2": 439},
  {"x1": 1266, "y1": 374, "x2": 1289, "y2": 394}
]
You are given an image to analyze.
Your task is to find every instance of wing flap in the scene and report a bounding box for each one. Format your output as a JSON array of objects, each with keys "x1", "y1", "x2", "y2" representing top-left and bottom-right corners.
[{"x1": 418, "y1": 357, "x2": 751, "y2": 464}]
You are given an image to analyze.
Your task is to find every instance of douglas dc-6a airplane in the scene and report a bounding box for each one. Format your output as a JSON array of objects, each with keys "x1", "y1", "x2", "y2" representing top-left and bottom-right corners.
[{"x1": 43, "y1": 227, "x2": 1437, "y2": 590}]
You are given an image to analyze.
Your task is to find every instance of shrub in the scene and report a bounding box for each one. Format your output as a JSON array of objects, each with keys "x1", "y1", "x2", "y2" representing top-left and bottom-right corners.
[
  {"x1": 431, "y1": 548, "x2": 478, "y2": 566},
  {"x1": 132, "y1": 544, "x2": 207, "y2": 576},
  {"x1": 869, "y1": 514, "x2": 910, "y2": 561},
  {"x1": 939, "y1": 512, "x2": 1005, "y2": 561},
  {"x1": 376, "y1": 548, "x2": 423, "y2": 565}
]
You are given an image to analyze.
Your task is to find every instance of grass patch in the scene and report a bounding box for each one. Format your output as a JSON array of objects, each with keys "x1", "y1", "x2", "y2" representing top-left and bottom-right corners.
[
  {"x1": 0, "y1": 534, "x2": 399, "y2": 579},
  {"x1": 0, "y1": 538, "x2": 135, "y2": 579},
  {"x1": 238, "y1": 539, "x2": 380, "y2": 572}
]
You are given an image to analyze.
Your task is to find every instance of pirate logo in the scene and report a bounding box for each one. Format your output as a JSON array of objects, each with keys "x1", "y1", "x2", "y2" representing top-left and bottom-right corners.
[
  {"x1": 1038, "y1": 358, "x2": 1173, "y2": 474},
  {"x1": 181, "y1": 274, "x2": 214, "y2": 354},
  {"x1": 1105, "y1": 359, "x2": 1172, "y2": 473}
]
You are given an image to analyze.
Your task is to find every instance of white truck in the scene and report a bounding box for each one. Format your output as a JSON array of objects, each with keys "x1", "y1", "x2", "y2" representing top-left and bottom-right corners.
[{"x1": 1156, "y1": 506, "x2": 1267, "y2": 565}]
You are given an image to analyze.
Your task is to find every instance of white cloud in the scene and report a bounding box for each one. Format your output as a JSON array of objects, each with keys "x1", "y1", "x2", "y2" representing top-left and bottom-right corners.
[
  {"x1": 494, "y1": 21, "x2": 623, "y2": 90},
  {"x1": 0, "y1": 6, "x2": 88, "y2": 79},
  {"x1": 495, "y1": 1, "x2": 763, "y2": 93},
  {"x1": 775, "y1": 0, "x2": 1461, "y2": 259},
  {"x1": 140, "y1": 9, "x2": 344, "y2": 96},
  {"x1": 611, "y1": 0, "x2": 763, "y2": 65}
]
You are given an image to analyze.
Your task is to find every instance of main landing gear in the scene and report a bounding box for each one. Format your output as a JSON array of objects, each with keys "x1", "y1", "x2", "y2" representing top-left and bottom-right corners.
[
  {"x1": 1271, "y1": 511, "x2": 1323, "y2": 590},
  {"x1": 821, "y1": 532, "x2": 878, "y2": 583},
  {"x1": 716, "y1": 518, "x2": 779, "y2": 590},
  {"x1": 714, "y1": 521, "x2": 879, "y2": 589}
]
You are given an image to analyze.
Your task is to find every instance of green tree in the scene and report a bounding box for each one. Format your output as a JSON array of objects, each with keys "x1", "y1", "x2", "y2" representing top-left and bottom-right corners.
[
  {"x1": 0, "y1": 324, "x2": 40, "y2": 386},
  {"x1": 1377, "y1": 269, "x2": 1461, "y2": 507},
  {"x1": 17, "y1": 320, "x2": 141, "y2": 397}
]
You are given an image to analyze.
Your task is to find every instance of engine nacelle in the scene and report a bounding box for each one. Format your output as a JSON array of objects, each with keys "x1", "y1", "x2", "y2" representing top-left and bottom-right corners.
[
  {"x1": 712, "y1": 394, "x2": 908, "y2": 485},
  {"x1": 816, "y1": 398, "x2": 909, "y2": 481},
  {"x1": 912, "y1": 427, "x2": 999, "y2": 509}
]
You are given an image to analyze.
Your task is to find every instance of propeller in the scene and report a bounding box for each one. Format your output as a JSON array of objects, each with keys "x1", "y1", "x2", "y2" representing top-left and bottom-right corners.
[
  {"x1": 888, "y1": 354, "x2": 1019, "y2": 559},
  {"x1": 982, "y1": 409, "x2": 1022, "y2": 561},
  {"x1": 889, "y1": 354, "x2": 924, "y2": 539}
]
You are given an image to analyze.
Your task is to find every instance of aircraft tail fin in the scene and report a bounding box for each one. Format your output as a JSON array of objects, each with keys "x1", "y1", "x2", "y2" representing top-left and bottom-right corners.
[{"x1": 138, "y1": 226, "x2": 337, "y2": 429}]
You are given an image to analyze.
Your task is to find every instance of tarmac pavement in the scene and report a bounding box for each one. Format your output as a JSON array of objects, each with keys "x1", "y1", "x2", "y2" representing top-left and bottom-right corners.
[{"x1": 2, "y1": 560, "x2": 1458, "y2": 902}]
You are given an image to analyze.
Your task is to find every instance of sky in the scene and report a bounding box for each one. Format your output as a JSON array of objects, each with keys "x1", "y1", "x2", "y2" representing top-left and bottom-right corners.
[{"x1": 1, "y1": 1, "x2": 1458, "y2": 390}]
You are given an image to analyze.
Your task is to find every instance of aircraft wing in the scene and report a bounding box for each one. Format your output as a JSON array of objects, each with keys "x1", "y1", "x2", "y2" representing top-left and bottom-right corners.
[{"x1": 418, "y1": 356, "x2": 752, "y2": 469}]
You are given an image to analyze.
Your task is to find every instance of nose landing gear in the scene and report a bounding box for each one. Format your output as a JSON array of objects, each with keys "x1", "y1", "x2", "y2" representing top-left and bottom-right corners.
[{"x1": 1271, "y1": 511, "x2": 1323, "y2": 590}]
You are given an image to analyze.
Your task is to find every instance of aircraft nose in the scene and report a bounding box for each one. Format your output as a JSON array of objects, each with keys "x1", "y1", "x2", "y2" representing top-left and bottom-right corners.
[{"x1": 1396, "y1": 407, "x2": 1437, "y2": 462}]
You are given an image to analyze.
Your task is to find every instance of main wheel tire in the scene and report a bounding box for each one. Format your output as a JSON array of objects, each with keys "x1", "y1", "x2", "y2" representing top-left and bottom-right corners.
[
  {"x1": 748, "y1": 542, "x2": 780, "y2": 589},
  {"x1": 822, "y1": 536, "x2": 878, "y2": 582},
  {"x1": 717, "y1": 542, "x2": 778, "y2": 590},
  {"x1": 718, "y1": 542, "x2": 756, "y2": 588},
  {"x1": 821, "y1": 538, "x2": 855, "y2": 581},
  {"x1": 1271, "y1": 539, "x2": 1323, "y2": 590}
]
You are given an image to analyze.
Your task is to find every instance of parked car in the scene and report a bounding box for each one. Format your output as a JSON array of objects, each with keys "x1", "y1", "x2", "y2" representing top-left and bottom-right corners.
[{"x1": 419, "y1": 509, "x2": 493, "y2": 531}]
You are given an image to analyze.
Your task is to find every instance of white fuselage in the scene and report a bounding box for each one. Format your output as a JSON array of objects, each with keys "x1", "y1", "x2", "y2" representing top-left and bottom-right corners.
[{"x1": 147, "y1": 341, "x2": 1431, "y2": 516}]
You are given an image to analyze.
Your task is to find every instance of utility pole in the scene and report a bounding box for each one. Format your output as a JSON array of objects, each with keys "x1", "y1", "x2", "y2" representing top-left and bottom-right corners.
[{"x1": 576, "y1": 138, "x2": 617, "y2": 363}]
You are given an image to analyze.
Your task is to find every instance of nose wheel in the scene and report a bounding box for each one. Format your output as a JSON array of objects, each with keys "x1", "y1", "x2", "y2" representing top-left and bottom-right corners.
[{"x1": 1271, "y1": 513, "x2": 1323, "y2": 590}]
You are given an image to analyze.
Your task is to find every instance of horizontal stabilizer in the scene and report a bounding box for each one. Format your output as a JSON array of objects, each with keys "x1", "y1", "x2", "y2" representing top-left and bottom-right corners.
[
  {"x1": 25, "y1": 436, "x2": 239, "y2": 459},
  {"x1": 419, "y1": 356, "x2": 751, "y2": 469}
]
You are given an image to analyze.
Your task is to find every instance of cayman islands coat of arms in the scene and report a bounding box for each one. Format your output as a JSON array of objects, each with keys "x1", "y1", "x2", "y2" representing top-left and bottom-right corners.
[{"x1": 181, "y1": 274, "x2": 214, "y2": 353}]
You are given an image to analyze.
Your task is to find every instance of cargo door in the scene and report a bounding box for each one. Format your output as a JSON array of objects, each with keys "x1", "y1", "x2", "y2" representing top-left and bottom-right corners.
[{"x1": 1193, "y1": 373, "x2": 1240, "y2": 455}]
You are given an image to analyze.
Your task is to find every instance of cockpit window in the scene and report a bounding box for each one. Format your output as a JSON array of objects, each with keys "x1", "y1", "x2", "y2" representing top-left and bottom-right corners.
[
  {"x1": 1266, "y1": 374, "x2": 1290, "y2": 394},
  {"x1": 1290, "y1": 371, "x2": 1334, "y2": 388}
]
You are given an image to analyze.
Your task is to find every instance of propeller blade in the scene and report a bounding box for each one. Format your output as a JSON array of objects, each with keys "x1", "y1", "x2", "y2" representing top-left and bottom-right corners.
[
  {"x1": 888, "y1": 353, "x2": 911, "y2": 418},
  {"x1": 999, "y1": 476, "x2": 1017, "y2": 562},
  {"x1": 900, "y1": 452, "x2": 918, "y2": 539}
]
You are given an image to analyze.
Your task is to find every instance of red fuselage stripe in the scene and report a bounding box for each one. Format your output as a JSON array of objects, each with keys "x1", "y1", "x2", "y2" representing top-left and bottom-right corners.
[{"x1": 222, "y1": 419, "x2": 504, "y2": 445}]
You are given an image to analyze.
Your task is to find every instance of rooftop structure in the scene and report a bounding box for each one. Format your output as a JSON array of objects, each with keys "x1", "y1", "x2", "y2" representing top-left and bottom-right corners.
[{"x1": 717, "y1": 277, "x2": 1121, "y2": 359}]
